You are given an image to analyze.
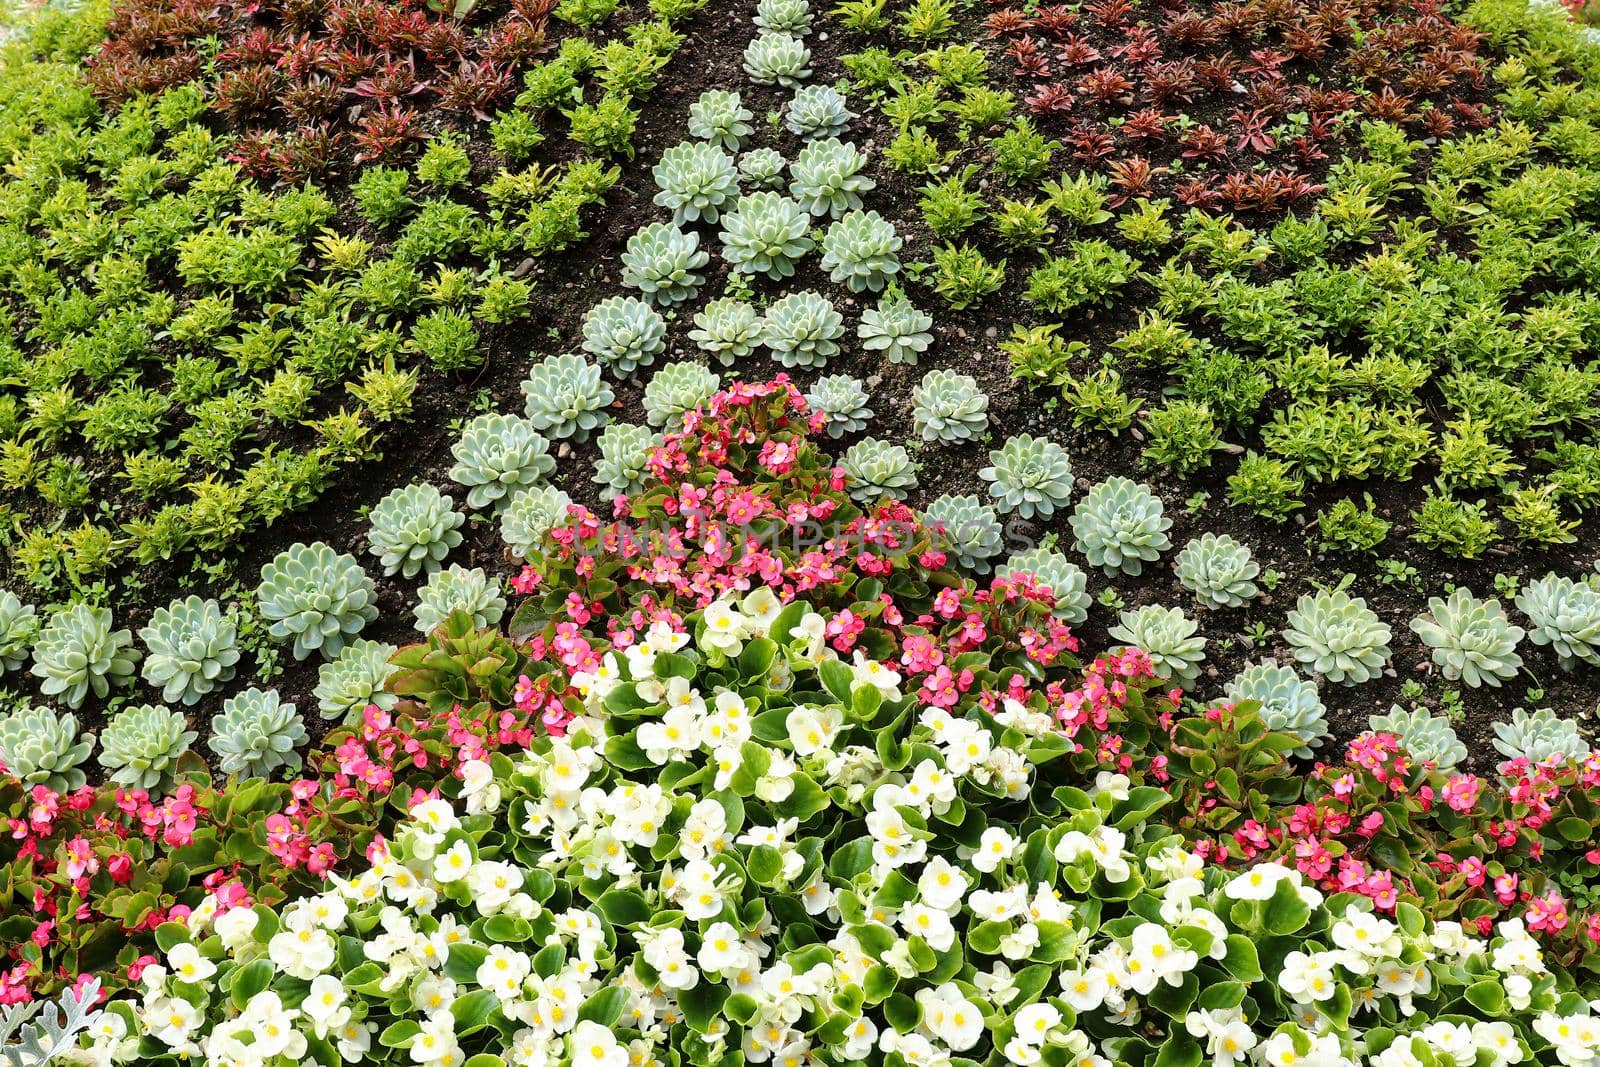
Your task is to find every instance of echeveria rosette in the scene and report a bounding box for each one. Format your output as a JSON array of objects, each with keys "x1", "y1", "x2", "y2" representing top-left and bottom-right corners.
[
  {"x1": 620, "y1": 222, "x2": 709, "y2": 307},
  {"x1": 1109, "y1": 604, "x2": 1206, "y2": 686},
  {"x1": 996, "y1": 547, "x2": 1091, "y2": 625},
  {"x1": 414, "y1": 564, "x2": 508, "y2": 635},
  {"x1": 365, "y1": 483, "x2": 465, "y2": 579},
  {"x1": 840, "y1": 438, "x2": 917, "y2": 502},
  {"x1": 1173, "y1": 533, "x2": 1261, "y2": 610},
  {"x1": 138, "y1": 596, "x2": 241, "y2": 707},
  {"x1": 449, "y1": 413, "x2": 556, "y2": 511},
  {"x1": 97, "y1": 703, "x2": 197, "y2": 794},
  {"x1": 755, "y1": 0, "x2": 813, "y2": 35},
  {"x1": 652, "y1": 140, "x2": 739, "y2": 225},
  {"x1": 786, "y1": 84, "x2": 851, "y2": 139},
  {"x1": 209, "y1": 688, "x2": 307, "y2": 779},
  {"x1": 1284, "y1": 589, "x2": 1392, "y2": 686},
  {"x1": 1368, "y1": 705, "x2": 1466, "y2": 770},
  {"x1": 30, "y1": 603, "x2": 139, "y2": 709},
  {"x1": 521, "y1": 353, "x2": 614, "y2": 443},
  {"x1": 739, "y1": 148, "x2": 788, "y2": 189},
  {"x1": 689, "y1": 299, "x2": 765, "y2": 367},
  {"x1": 581, "y1": 295, "x2": 667, "y2": 377},
  {"x1": 1515, "y1": 573, "x2": 1600, "y2": 671},
  {"x1": 256, "y1": 542, "x2": 379, "y2": 661},
  {"x1": 643, "y1": 362, "x2": 720, "y2": 429},
  {"x1": 686, "y1": 89, "x2": 754, "y2": 151},
  {"x1": 0, "y1": 706, "x2": 94, "y2": 792},
  {"x1": 743, "y1": 31, "x2": 812, "y2": 87},
  {"x1": 804, "y1": 374, "x2": 873, "y2": 439},
  {"x1": 1491, "y1": 707, "x2": 1591, "y2": 764},
  {"x1": 788, "y1": 138, "x2": 873, "y2": 218},
  {"x1": 313, "y1": 639, "x2": 400, "y2": 722},
  {"x1": 719, "y1": 193, "x2": 815, "y2": 281},
  {"x1": 859, "y1": 291, "x2": 934, "y2": 365},
  {"x1": 1069, "y1": 477, "x2": 1172, "y2": 577},
  {"x1": 1409, "y1": 588, "x2": 1524, "y2": 688},
  {"x1": 501, "y1": 485, "x2": 575, "y2": 560},
  {"x1": 820, "y1": 210, "x2": 901, "y2": 293},
  {"x1": 764, "y1": 292, "x2": 844, "y2": 370},
  {"x1": 1225, "y1": 661, "x2": 1328, "y2": 758},
  {"x1": 980, "y1": 433, "x2": 1073, "y2": 519},
  {"x1": 912, "y1": 369, "x2": 989, "y2": 444},
  {"x1": 594, "y1": 422, "x2": 663, "y2": 496},
  {"x1": 0, "y1": 589, "x2": 39, "y2": 674},
  {"x1": 922, "y1": 494, "x2": 1003, "y2": 573}
]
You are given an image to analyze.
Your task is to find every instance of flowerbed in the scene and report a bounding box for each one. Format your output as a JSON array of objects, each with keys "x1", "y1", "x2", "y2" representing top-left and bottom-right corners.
[
  {"x1": 6, "y1": 384, "x2": 1600, "y2": 1014},
  {"x1": 3, "y1": 0, "x2": 1600, "y2": 1055}
]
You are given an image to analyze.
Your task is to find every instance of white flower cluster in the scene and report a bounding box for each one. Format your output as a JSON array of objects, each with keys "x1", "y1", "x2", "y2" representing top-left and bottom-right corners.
[{"x1": 84, "y1": 591, "x2": 1600, "y2": 1067}]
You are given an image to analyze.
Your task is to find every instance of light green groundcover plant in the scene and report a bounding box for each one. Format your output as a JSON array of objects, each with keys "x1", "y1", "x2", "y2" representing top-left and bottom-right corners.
[{"x1": 98, "y1": 593, "x2": 1600, "y2": 1067}]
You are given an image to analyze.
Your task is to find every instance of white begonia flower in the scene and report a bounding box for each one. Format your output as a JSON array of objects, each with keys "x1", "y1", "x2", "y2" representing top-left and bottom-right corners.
[
  {"x1": 940, "y1": 719, "x2": 993, "y2": 776},
  {"x1": 917, "y1": 982, "x2": 985, "y2": 1051},
  {"x1": 642, "y1": 926, "x2": 700, "y2": 992},
  {"x1": 1015, "y1": 1002, "x2": 1063, "y2": 1046},
  {"x1": 433, "y1": 839, "x2": 473, "y2": 883},
  {"x1": 1006, "y1": 1036, "x2": 1045, "y2": 1065},
  {"x1": 1125, "y1": 922, "x2": 1197, "y2": 994},
  {"x1": 147, "y1": 995, "x2": 203, "y2": 1046},
  {"x1": 477, "y1": 945, "x2": 532, "y2": 1000},
  {"x1": 866, "y1": 806, "x2": 925, "y2": 869},
  {"x1": 1147, "y1": 845, "x2": 1203, "y2": 882},
  {"x1": 267, "y1": 923, "x2": 336, "y2": 979},
  {"x1": 305, "y1": 973, "x2": 348, "y2": 1026},
  {"x1": 644, "y1": 619, "x2": 690, "y2": 654},
  {"x1": 698, "y1": 921, "x2": 749, "y2": 972},
  {"x1": 973, "y1": 826, "x2": 1018, "y2": 873},
  {"x1": 901, "y1": 902, "x2": 957, "y2": 951},
  {"x1": 1331, "y1": 905, "x2": 1403, "y2": 971},
  {"x1": 703, "y1": 689, "x2": 753, "y2": 748},
  {"x1": 639, "y1": 704, "x2": 702, "y2": 764},
  {"x1": 1089, "y1": 770, "x2": 1131, "y2": 800},
  {"x1": 1185, "y1": 1007, "x2": 1258, "y2": 1067},
  {"x1": 664, "y1": 676, "x2": 706, "y2": 717},
  {"x1": 1280, "y1": 950, "x2": 1338, "y2": 1002},
  {"x1": 677, "y1": 858, "x2": 729, "y2": 920},
  {"x1": 1505, "y1": 973, "x2": 1533, "y2": 1010},
  {"x1": 1224, "y1": 862, "x2": 1289, "y2": 901},
  {"x1": 1473, "y1": 1021, "x2": 1525, "y2": 1066},
  {"x1": 412, "y1": 798, "x2": 461, "y2": 837},
  {"x1": 166, "y1": 941, "x2": 215, "y2": 984},
  {"x1": 1060, "y1": 967, "x2": 1109, "y2": 1012},
  {"x1": 467, "y1": 860, "x2": 525, "y2": 913},
  {"x1": 410, "y1": 1014, "x2": 462, "y2": 1065},
  {"x1": 790, "y1": 611, "x2": 827, "y2": 661},
  {"x1": 214, "y1": 905, "x2": 259, "y2": 951},
  {"x1": 742, "y1": 587, "x2": 783, "y2": 632},
  {"x1": 1054, "y1": 826, "x2": 1131, "y2": 882},
  {"x1": 701, "y1": 599, "x2": 749, "y2": 655},
  {"x1": 1423, "y1": 1021, "x2": 1478, "y2": 1064},
  {"x1": 786, "y1": 703, "x2": 843, "y2": 756},
  {"x1": 917, "y1": 855, "x2": 969, "y2": 912},
  {"x1": 571, "y1": 652, "x2": 622, "y2": 709},
  {"x1": 841, "y1": 1016, "x2": 878, "y2": 1060},
  {"x1": 1535, "y1": 1012, "x2": 1600, "y2": 1066},
  {"x1": 971, "y1": 886, "x2": 1027, "y2": 922},
  {"x1": 1492, "y1": 918, "x2": 1548, "y2": 976},
  {"x1": 850, "y1": 649, "x2": 902, "y2": 699},
  {"x1": 1374, "y1": 1040, "x2": 1427, "y2": 1067},
  {"x1": 460, "y1": 758, "x2": 495, "y2": 799},
  {"x1": 754, "y1": 748, "x2": 798, "y2": 803}
]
